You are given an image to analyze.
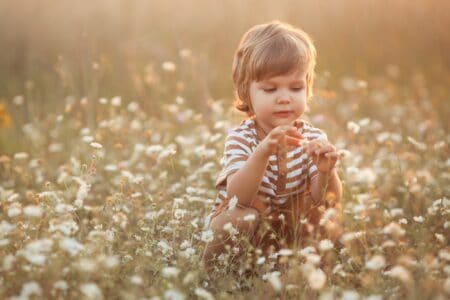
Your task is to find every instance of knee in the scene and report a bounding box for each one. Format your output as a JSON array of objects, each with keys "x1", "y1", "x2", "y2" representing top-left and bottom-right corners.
[
  {"x1": 234, "y1": 206, "x2": 261, "y2": 233},
  {"x1": 209, "y1": 207, "x2": 261, "y2": 239}
]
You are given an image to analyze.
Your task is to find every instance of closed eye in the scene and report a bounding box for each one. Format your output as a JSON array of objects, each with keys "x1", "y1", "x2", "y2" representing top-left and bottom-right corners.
[
  {"x1": 263, "y1": 88, "x2": 276, "y2": 93},
  {"x1": 291, "y1": 87, "x2": 304, "y2": 91}
]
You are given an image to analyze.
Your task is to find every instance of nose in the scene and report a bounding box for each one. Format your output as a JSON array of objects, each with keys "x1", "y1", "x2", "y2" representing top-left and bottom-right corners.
[{"x1": 276, "y1": 95, "x2": 291, "y2": 104}]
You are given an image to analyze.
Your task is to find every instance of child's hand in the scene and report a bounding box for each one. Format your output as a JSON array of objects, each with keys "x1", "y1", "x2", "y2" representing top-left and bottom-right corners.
[
  {"x1": 259, "y1": 125, "x2": 303, "y2": 157},
  {"x1": 305, "y1": 140, "x2": 338, "y2": 174}
]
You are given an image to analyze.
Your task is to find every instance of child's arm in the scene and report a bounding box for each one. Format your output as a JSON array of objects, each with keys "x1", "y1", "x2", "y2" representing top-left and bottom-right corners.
[
  {"x1": 227, "y1": 125, "x2": 303, "y2": 207},
  {"x1": 306, "y1": 140, "x2": 342, "y2": 204}
]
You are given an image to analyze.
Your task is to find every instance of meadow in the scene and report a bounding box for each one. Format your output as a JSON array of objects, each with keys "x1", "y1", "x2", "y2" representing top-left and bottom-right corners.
[{"x1": 0, "y1": 1, "x2": 449, "y2": 299}]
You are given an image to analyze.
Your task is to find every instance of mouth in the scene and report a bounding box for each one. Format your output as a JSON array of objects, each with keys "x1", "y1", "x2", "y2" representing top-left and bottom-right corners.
[{"x1": 273, "y1": 111, "x2": 293, "y2": 118}]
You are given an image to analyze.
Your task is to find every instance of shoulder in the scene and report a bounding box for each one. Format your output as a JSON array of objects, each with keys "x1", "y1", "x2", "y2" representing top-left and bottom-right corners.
[
  {"x1": 225, "y1": 119, "x2": 257, "y2": 142},
  {"x1": 225, "y1": 119, "x2": 256, "y2": 152},
  {"x1": 297, "y1": 119, "x2": 328, "y2": 141}
]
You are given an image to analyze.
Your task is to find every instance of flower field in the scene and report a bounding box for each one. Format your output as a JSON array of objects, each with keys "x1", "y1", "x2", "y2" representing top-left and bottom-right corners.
[
  {"x1": 0, "y1": 1, "x2": 449, "y2": 299},
  {"x1": 1, "y1": 60, "x2": 448, "y2": 299}
]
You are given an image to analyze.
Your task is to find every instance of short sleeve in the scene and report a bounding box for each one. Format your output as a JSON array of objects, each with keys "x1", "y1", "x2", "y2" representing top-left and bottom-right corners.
[{"x1": 215, "y1": 131, "x2": 252, "y2": 188}]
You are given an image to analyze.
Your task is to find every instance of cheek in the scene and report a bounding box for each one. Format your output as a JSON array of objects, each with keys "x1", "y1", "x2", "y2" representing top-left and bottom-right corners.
[{"x1": 251, "y1": 95, "x2": 272, "y2": 115}]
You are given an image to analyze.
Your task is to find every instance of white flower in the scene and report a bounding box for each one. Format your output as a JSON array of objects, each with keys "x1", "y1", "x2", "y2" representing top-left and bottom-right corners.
[
  {"x1": 413, "y1": 216, "x2": 424, "y2": 223},
  {"x1": 365, "y1": 255, "x2": 386, "y2": 270},
  {"x1": 306, "y1": 254, "x2": 321, "y2": 266},
  {"x1": 307, "y1": 268, "x2": 326, "y2": 290},
  {"x1": 278, "y1": 249, "x2": 293, "y2": 256},
  {"x1": 83, "y1": 135, "x2": 94, "y2": 143},
  {"x1": 318, "y1": 239, "x2": 334, "y2": 252},
  {"x1": 8, "y1": 202, "x2": 22, "y2": 218},
  {"x1": 228, "y1": 195, "x2": 238, "y2": 211},
  {"x1": 162, "y1": 266, "x2": 181, "y2": 278},
  {"x1": 53, "y1": 280, "x2": 68, "y2": 291},
  {"x1": 174, "y1": 208, "x2": 188, "y2": 219},
  {"x1": 365, "y1": 295, "x2": 383, "y2": 300},
  {"x1": 407, "y1": 136, "x2": 426, "y2": 151},
  {"x1": 179, "y1": 247, "x2": 195, "y2": 259},
  {"x1": 243, "y1": 213, "x2": 256, "y2": 222},
  {"x1": 17, "y1": 239, "x2": 53, "y2": 266},
  {"x1": 201, "y1": 229, "x2": 214, "y2": 243},
  {"x1": 104, "y1": 164, "x2": 118, "y2": 172},
  {"x1": 164, "y1": 289, "x2": 185, "y2": 300},
  {"x1": 162, "y1": 61, "x2": 176, "y2": 72},
  {"x1": 49, "y1": 219, "x2": 79, "y2": 236},
  {"x1": 223, "y1": 222, "x2": 238, "y2": 235},
  {"x1": 0, "y1": 220, "x2": 16, "y2": 237},
  {"x1": 256, "y1": 256, "x2": 266, "y2": 265},
  {"x1": 341, "y1": 290, "x2": 360, "y2": 300},
  {"x1": 2, "y1": 254, "x2": 15, "y2": 270},
  {"x1": 179, "y1": 49, "x2": 191, "y2": 58},
  {"x1": 439, "y1": 249, "x2": 450, "y2": 261},
  {"x1": 130, "y1": 275, "x2": 143, "y2": 285},
  {"x1": 435, "y1": 233, "x2": 445, "y2": 243},
  {"x1": 299, "y1": 246, "x2": 316, "y2": 256},
  {"x1": 55, "y1": 203, "x2": 75, "y2": 214},
  {"x1": 14, "y1": 152, "x2": 29, "y2": 160},
  {"x1": 347, "y1": 121, "x2": 360, "y2": 134},
  {"x1": 382, "y1": 222, "x2": 405, "y2": 237},
  {"x1": 384, "y1": 265, "x2": 412, "y2": 283},
  {"x1": 340, "y1": 231, "x2": 365, "y2": 243},
  {"x1": 12, "y1": 281, "x2": 42, "y2": 299},
  {"x1": 75, "y1": 258, "x2": 97, "y2": 273},
  {"x1": 194, "y1": 287, "x2": 214, "y2": 300},
  {"x1": 73, "y1": 177, "x2": 91, "y2": 207},
  {"x1": 23, "y1": 205, "x2": 43, "y2": 218},
  {"x1": 127, "y1": 102, "x2": 139, "y2": 112},
  {"x1": 266, "y1": 271, "x2": 283, "y2": 292},
  {"x1": 80, "y1": 283, "x2": 103, "y2": 300},
  {"x1": 13, "y1": 95, "x2": 24, "y2": 105},
  {"x1": 59, "y1": 238, "x2": 84, "y2": 256},
  {"x1": 90, "y1": 142, "x2": 103, "y2": 149},
  {"x1": 157, "y1": 240, "x2": 173, "y2": 255},
  {"x1": 48, "y1": 143, "x2": 63, "y2": 153},
  {"x1": 98, "y1": 255, "x2": 119, "y2": 269},
  {"x1": 389, "y1": 208, "x2": 404, "y2": 217},
  {"x1": 111, "y1": 96, "x2": 122, "y2": 106}
]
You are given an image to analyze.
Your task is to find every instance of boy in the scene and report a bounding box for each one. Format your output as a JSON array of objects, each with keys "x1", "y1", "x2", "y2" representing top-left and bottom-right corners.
[{"x1": 202, "y1": 20, "x2": 342, "y2": 269}]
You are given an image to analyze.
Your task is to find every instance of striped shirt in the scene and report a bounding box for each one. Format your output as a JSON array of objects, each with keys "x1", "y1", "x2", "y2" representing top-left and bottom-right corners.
[{"x1": 205, "y1": 118, "x2": 328, "y2": 226}]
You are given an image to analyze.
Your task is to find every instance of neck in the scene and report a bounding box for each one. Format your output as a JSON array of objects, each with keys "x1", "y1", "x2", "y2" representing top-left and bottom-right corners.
[{"x1": 254, "y1": 119, "x2": 269, "y2": 140}]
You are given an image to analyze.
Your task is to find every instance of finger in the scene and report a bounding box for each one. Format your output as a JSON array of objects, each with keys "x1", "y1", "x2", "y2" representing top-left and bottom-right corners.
[
  {"x1": 324, "y1": 152, "x2": 338, "y2": 159},
  {"x1": 285, "y1": 136, "x2": 302, "y2": 146},
  {"x1": 305, "y1": 142, "x2": 315, "y2": 156},
  {"x1": 307, "y1": 142, "x2": 321, "y2": 156},
  {"x1": 325, "y1": 152, "x2": 339, "y2": 166},
  {"x1": 267, "y1": 140, "x2": 279, "y2": 153},
  {"x1": 285, "y1": 127, "x2": 303, "y2": 139},
  {"x1": 291, "y1": 119, "x2": 301, "y2": 129},
  {"x1": 270, "y1": 129, "x2": 284, "y2": 139},
  {"x1": 315, "y1": 145, "x2": 334, "y2": 156}
]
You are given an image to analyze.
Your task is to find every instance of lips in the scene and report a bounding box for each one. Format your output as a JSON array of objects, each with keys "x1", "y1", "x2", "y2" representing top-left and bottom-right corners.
[{"x1": 273, "y1": 110, "x2": 293, "y2": 118}]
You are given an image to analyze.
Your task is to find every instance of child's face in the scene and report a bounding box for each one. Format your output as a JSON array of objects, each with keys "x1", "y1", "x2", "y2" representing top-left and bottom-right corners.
[{"x1": 249, "y1": 70, "x2": 307, "y2": 132}]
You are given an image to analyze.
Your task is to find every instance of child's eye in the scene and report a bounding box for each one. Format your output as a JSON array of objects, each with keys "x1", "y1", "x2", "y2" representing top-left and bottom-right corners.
[
  {"x1": 263, "y1": 88, "x2": 276, "y2": 93},
  {"x1": 291, "y1": 87, "x2": 304, "y2": 92}
]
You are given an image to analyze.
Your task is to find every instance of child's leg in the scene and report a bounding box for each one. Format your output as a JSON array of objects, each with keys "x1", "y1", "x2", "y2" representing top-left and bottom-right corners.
[{"x1": 201, "y1": 206, "x2": 261, "y2": 271}]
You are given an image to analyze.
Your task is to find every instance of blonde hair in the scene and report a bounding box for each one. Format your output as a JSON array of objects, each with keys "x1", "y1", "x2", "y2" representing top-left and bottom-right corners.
[{"x1": 232, "y1": 20, "x2": 317, "y2": 115}]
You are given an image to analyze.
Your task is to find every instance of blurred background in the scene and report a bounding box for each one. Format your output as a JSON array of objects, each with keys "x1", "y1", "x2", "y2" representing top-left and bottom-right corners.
[{"x1": 0, "y1": 0, "x2": 449, "y2": 147}]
